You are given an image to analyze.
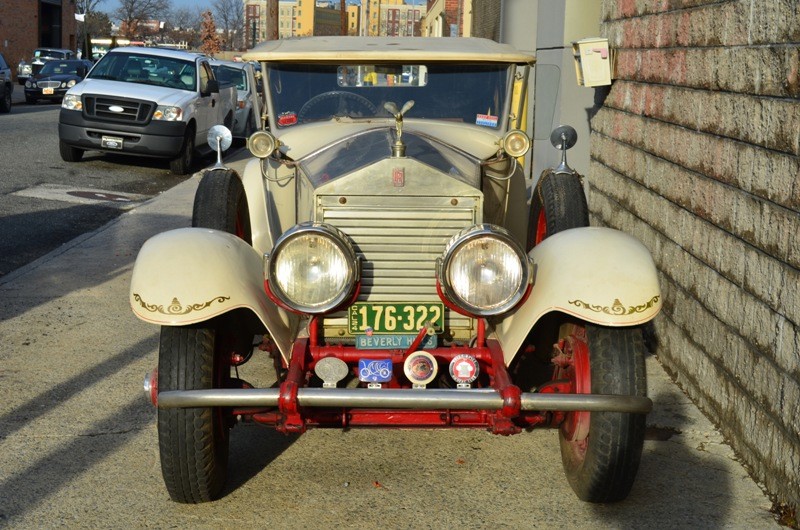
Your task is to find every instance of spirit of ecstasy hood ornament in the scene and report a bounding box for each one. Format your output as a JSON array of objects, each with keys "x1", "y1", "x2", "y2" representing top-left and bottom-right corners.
[{"x1": 384, "y1": 100, "x2": 415, "y2": 158}]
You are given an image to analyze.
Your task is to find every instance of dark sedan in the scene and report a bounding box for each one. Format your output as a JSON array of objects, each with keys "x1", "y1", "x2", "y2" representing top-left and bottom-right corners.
[{"x1": 25, "y1": 60, "x2": 92, "y2": 104}]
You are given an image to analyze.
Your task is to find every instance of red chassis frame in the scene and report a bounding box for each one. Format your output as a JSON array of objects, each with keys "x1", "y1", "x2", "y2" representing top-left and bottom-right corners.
[{"x1": 154, "y1": 318, "x2": 652, "y2": 436}]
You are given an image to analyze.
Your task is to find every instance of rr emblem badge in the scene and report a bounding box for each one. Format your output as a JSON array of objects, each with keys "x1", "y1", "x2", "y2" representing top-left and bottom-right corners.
[{"x1": 392, "y1": 167, "x2": 405, "y2": 187}]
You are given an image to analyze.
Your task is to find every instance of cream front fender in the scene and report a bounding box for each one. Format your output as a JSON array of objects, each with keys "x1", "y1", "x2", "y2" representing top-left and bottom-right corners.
[
  {"x1": 129, "y1": 228, "x2": 294, "y2": 359},
  {"x1": 494, "y1": 227, "x2": 662, "y2": 365}
]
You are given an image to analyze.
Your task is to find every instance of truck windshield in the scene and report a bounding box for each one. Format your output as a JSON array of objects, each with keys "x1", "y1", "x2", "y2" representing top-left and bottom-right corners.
[
  {"x1": 87, "y1": 52, "x2": 197, "y2": 91},
  {"x1": 267, "y1": 63, "x2": 511, "y2": 130}
]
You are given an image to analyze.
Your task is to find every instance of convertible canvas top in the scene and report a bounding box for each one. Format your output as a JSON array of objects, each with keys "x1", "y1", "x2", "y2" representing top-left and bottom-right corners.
[{"x1": 243, "y1": 36, "x2": 535, "y2": 64}]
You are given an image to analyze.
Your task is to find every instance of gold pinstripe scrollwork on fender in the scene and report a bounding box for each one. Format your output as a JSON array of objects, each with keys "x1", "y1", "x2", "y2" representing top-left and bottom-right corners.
[
  {"x1": 132, "y1": 294, "x2": 231, "y2": 315},
  {"x1": 568, "y1": 295, "x2": 660, "y2": 316}
]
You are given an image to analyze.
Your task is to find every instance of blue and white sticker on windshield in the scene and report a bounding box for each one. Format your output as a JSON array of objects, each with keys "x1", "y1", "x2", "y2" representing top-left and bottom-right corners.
[{"x1": 476, "y1": 113, "x2": 499, "y2": 127}]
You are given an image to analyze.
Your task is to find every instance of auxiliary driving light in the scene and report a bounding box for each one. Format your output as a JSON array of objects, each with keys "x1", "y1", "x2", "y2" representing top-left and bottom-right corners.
[
  {"x1": 437, "y1": 224, "x2": 530, "y2": 316},
  {"x1": 502, "y1": 129, "x2": 531, "y2": 158},
  {"x1": 265, "y1": 223, "x2": 358, "y2": 314},
  {"x1": 248, "y1": 130, "x2": 278, "y2": 158}
]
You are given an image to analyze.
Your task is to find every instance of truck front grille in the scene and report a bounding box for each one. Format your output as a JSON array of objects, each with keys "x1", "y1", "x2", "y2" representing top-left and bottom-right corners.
[
  {"x1": 83, "y1": 95, "x2": 154, "y2": 124},
  {"x1": 320, "y1": 195, "x2": 478, "y2": 334}
]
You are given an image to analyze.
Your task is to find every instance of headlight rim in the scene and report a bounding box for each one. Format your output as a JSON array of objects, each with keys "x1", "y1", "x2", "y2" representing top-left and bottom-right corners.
[
  {"x1": 438, "y1": 224, "x2": 530, "y2": 317},
  {"x1": 247, "y1": 130, "x2": 278, "y2": 159},
  {"x1": 266, "y1": 222, "x2": 358, "y2": 314},
  {"x1": 502, "y1": 129, "x2": 531, "y2": 158}
]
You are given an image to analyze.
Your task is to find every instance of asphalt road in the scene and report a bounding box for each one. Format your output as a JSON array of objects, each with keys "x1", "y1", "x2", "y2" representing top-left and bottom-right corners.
[
  {"x1": 0, "y1": 95, "x2": 215, "y2": 277},
  {"x1": 0, "y1": 154, "x2": 778, "y2": 528}
]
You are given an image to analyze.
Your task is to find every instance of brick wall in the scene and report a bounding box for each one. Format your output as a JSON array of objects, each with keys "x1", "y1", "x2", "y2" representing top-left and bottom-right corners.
[
  {"x1": 0, "y1": 0, "x2": 77, "y2": 81},
  {"x1": 592, "y1": 0, "x2": 799, "y2": 513}
]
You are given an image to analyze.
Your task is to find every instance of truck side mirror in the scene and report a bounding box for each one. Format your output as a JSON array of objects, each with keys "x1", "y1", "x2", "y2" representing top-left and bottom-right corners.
[{"x1": 203, "y1": 79, "x2": 219, "y2": 95}]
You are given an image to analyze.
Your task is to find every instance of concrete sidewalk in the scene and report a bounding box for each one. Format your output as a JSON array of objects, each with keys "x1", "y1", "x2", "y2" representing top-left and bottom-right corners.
[{"x1": 0, "y1": 162, "x2": 778, "y2": 527}]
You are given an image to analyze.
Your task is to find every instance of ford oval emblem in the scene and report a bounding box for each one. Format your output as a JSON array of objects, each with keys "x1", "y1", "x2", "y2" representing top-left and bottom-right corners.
[{"x1": 109, "y1": 105, "x2": 124, "y2": 113}]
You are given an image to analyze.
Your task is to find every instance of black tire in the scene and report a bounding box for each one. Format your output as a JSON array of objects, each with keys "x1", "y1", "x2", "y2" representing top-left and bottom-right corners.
[
  {"x1": 0, "y1": 87, "x2": 11, "y2": 113},
  {"x1": 192, "y1": 169, "x2": 251, "y2": 244},
  {"x1": 527, "y1": 168, "x2": 588, "y2": 250},
  {"x1": 558, "y1": 324, "x2": 647, "y2": 503},
  {"x1": 169, "y1": 125, "x2": 195, "y2": 175},
  {"x1": 59, "y1": 139, "x2": 84, "y2": 162},
  {"x1": 157, "y1": 325, "x2": 231, "y2": 503}
]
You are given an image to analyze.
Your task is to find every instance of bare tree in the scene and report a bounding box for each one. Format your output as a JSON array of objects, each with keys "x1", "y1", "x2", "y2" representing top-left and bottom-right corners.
[
  {"x1": 212, "y1": 0, "x2": 244, "y2": 51},
  {"x1": 115, "y1": 0, "x2": 170, "y2": 39}
]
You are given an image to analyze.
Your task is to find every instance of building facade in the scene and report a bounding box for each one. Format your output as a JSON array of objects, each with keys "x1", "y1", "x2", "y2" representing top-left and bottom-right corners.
[{"x1": 0, "y1": 0, "x2": 77, "y2": 79}]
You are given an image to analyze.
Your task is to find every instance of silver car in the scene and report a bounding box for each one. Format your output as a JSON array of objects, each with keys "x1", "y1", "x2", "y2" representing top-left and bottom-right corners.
[
  {"x1": 210, "y1": 59, "x2": 263, "y2": 140},
  {"x1": 17, "y1": 48, "x2": 75, "y2": 85}
]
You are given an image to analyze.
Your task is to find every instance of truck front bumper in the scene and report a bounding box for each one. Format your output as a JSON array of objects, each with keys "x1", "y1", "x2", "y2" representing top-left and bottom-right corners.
[{"x1": 58, "y1": 109, "x2": 187, "y2": 158}]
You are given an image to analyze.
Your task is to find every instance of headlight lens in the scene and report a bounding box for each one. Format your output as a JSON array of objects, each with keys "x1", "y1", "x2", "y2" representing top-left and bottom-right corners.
[
  {"x1": 67, "y1": 80, "x2": 77, "y2": 88},
  {"x1": 503, "y1": 130, "x2": 531, "y2": 157},
  {"x1": 266, "y1": 223, "x2": 358, "y2": 313},
  {"x1": 62, "y1": 94, "x2": 82, "y2": 110},
  {"x1": 153, "y1": 105, "x2": 182, "y2": 121},
  {"x1": 438, "y1": 224, "x2": 530, "y2": 316},
  {"x1": 25, "y1": 81, "x2": 33, "y2": 88},
  {"x1": 248, "y1": 130, "x2": 277, "y2": 158}
]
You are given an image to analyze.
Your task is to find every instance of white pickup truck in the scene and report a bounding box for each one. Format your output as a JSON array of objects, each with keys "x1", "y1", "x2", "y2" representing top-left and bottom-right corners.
[{"x1": 58, "y1": 47, "x2": 236, "y2": 174}]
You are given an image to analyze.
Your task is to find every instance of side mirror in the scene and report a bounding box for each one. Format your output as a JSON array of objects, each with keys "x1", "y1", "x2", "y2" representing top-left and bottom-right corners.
[{"x1": 204, "y1": 79, "x2": 219, "y2": 95}]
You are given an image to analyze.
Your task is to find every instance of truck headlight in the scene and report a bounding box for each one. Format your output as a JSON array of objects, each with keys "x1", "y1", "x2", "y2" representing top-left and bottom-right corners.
[
  {"x1": 437, "y1": 224, "x2": 530, "y2": 316},
  {"x1": 265, "y1": 223, "x2": 358, "y2": 314},
  {"x1": 153, "y1": 105, "x2": 182, "y2": 121},
  {"x1": 62, "y1": 94, "x2": 82, "y2": 111}
]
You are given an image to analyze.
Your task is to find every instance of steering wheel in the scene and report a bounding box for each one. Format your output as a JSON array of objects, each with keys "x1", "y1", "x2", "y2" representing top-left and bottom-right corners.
[{"x1": 298, "y1": 91, "x2": 378, "y2": 122}]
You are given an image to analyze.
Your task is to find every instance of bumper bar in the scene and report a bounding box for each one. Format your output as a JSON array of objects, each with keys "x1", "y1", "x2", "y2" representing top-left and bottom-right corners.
[{"x1": 157, "y1": 387, "x2": 652, "y2": 414}]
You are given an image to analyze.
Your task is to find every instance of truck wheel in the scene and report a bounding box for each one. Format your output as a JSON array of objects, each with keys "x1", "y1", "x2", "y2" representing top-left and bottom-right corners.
[
  {"x1": 192, "y1": 169, "x2": 251, "y2": 244},
  {"x1": 157, "y1": 324, "x2": 234, "y2": 503},
  {"x1": 556, "y1": 323, "x2": 647, "y2": 502},
  {"x1": 0, "y1": 87, "x2": 11, "y2": 113},
  {"x1": 59, "y1": 140, "x2": 84, "y2": 162},
  {"x1": 169, "y1": 126, "x2": 195, "y2": 175},
  {"x1": 527, "y1": 168, "x2": 588, "y2": 250}
]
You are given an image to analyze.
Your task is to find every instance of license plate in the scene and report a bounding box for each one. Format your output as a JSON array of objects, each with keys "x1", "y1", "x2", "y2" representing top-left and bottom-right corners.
[
  {"x1": 43, "y1": 88, "x2": 54, "y2": 95},
  {"x1": 348, "y1": 302, "x2": 444, "y2": 335},
  {"x1": 101, "y1": 135, "x2": 124, "y2": 150}
]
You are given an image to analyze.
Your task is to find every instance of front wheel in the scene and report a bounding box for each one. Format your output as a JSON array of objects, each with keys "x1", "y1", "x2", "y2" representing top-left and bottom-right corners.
[
  {"x1": 157, "y1": 325, "x2": 232, "y2": 503},
  {"x1": 0, "y1": 88, "x2": 11, "y2": 113},
  {"x1": 192, "y1": 168, "x2": 251, "y2": 243},
  {"x1": 169, "y1": 125, "x2": 195, "y2": 175},
  {"x1": 59, "y1": 139, "x2": 84, "y2": 162},
  {"x1": 557, "y1": 323, "x2": 647, "y2": 503}
]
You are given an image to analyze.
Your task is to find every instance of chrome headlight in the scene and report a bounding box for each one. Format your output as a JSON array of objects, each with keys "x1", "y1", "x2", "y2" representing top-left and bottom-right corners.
[
  {"x1": 25, "y1": 80, "x2": 33, "y2": 88},
  {"x1": 248, "y1": 130, "x2": 277, "y2": 158},
  {"x1": 153, "y1": 105, "x2": 182, "y2": 121},
  {"x1": 62, "y1": 94, "x2": 82, "y2": 110},
  {"x1": 503, "y1": 129, "x2": 531, "y2": 158},
  {"x1": 437, "y1": 224, "x2": 530, "y2": 316},
  {"x1": 265, "y1": 223, "x2": 358, "y2": 314},
  {"x1": 67, "y1": 79, "x2": 77, "y2": 88}
]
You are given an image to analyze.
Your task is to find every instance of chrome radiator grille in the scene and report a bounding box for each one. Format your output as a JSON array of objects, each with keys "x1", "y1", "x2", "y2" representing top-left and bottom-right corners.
[{"x1": 319, "y1": 195, "x2": 478, "y2": 333}]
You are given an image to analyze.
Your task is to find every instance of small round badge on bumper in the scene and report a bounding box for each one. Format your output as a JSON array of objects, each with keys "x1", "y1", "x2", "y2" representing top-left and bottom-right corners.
[
  {"x1": 403, "y1": 351, "x2": 438, "y2": 388},
  {"x1": 449, "y1": 354, "x2": 479, "y2": 388}
]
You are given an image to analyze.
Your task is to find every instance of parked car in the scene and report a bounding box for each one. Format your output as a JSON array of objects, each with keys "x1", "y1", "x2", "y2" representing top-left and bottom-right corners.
[
  {"x1": 58, "y1": 46, "x2": 236, "y2": 174},
  {"x1": 17, "y1": 47, "x2": 75, "y2": 85},
  {"x1": 130, "y1": 37, "x2": 662, "y2": 504},
  {"x1": 0, "y1": 52, "x2": 12, "y2": 113},
  {"x1": 210, "y1": 59, "x2": 263, "y2": 140},
  {"x1": 24, "y1": 59, "x2": 93, "y2": 104}
]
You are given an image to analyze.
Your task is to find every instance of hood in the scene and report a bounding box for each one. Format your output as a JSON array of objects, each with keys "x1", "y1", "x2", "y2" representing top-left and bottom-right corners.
[
  {"x1": 297, "y1": 127, "x2": 483, "y2": 190},
  {"x1": 67, "y1": 78, "x2": 195, "y2": 106},
  {"x1": 277, "y1": 120, "x2": 502, "y2": 162},
  {"x1": 33, "y1": 73, "x2": 81, "y2": 83}
]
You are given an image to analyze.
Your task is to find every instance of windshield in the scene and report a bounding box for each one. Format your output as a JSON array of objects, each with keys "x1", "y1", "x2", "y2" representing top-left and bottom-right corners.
[
  {"x1": 40, "y1": 61, "x2": 82, "y2": 76},
  {"x1": 267, "y1": 63, "x2": 512, "y2": 130},
  {"x1": 87, "y1": 52, "x2": 197, "y2": 90}
]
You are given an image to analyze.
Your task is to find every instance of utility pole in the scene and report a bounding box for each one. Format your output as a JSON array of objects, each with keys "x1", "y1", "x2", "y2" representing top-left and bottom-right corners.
[{"x1": 341, "y1": 0, "x2": 347, "y2": 36}]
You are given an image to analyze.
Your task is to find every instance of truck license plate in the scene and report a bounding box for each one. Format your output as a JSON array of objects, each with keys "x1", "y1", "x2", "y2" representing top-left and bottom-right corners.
[
  {"x1": 101, "y1": 135, "x2": 124, "y2": 150},
  {"x1": 348, "y1": 302, "x2": 444, "y2": 335}
]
